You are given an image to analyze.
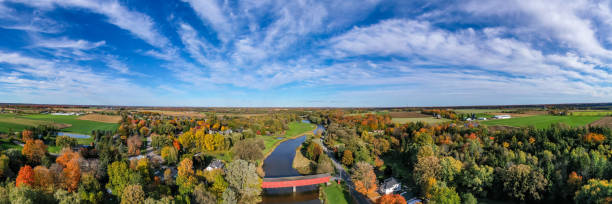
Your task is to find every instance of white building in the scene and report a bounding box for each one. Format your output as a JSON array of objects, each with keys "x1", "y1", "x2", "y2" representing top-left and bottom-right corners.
[
  {"x1": 205, "y1": 159, "x2": 224, "y2": 171},
  {"x1": 493, "y1": 115, "x2": 512, "y2": 119},
  {"x1": 379, "y1": 177, "x2": 401, "y2": 195}
]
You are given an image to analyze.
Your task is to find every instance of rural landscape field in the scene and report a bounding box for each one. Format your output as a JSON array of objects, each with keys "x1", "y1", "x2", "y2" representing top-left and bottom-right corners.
[{"x1": 1, "y1": 0, "x2": 612, "y2": 204}]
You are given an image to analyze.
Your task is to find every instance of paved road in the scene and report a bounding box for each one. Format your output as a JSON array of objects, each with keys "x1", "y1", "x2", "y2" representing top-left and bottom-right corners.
[{"x1": 318, "y1": 139, "x2": 371, "y2": 204}]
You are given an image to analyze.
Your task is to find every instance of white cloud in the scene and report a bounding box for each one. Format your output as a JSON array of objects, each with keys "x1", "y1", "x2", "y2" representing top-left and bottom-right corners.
[
  {"x1": 34, "y1": 37, "x2": 105, "y2": 50},
  {"x1": 182, "y1": 0, "x2": 231, "y2": 42}
]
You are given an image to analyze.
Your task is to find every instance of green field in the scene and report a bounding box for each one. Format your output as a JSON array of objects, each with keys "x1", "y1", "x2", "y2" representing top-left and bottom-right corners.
[
  {"x1": 571, "y1": 111, "x2": 612, "y2": 116},
  {"x1": 322, "y1": 183, "x2": 350, "y2": 204},
  {"x1": 0, "y1": 114, "x2": 118, "y2": 135},
  {"x1": 392, "y1": 117, "x2": 451, "y2": 124},
  {"x1": 0, "y1": 138, "x2": 22, "y2": 151},
  {"x1": 481, "y1": 115, "x2": 602, "y2": 129}
]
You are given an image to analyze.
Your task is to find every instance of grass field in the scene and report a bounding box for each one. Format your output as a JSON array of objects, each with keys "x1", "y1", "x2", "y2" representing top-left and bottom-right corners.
[
  {"x1": 454, "y1": 109, "x2": 507, "y2": 114},
  {"x1": 481, "y1": 115, "x2": 602, "y2": 129},
  {"x1": 0, "y1": 138, "x2": 22, "y2": 151},
  {"x1": 571, "y1": 111, "x2": 612, "y2": 116},
  {"x1": 77, "y1": 114, "x2": 122, "y2": 123},
  {"x1": 259, "y1": 121, "x2": 316, "y2": 155},
  {"x1": 0, "y1": 114, "x2": 118, "y2": 135},
  {"x1": 322, "y1": 183, "x2": 350, "y2": 204},
  {"x1": 392, "y1": 117, "x2": 451, "y2": 124}
]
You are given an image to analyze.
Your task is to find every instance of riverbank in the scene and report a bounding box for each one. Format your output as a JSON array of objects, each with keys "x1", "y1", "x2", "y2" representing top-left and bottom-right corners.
[
  {"x1": 257, "y1": 121, "x2": 317, "y2": 177},
  {"x1": 292, "y1": 144, "x2": 315, "y2": 174}
]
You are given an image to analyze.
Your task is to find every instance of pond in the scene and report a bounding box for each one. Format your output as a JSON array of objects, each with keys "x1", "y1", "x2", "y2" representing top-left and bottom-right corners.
[{"x1": 58, "y1": 132, "x2": 90, "y2": 139}]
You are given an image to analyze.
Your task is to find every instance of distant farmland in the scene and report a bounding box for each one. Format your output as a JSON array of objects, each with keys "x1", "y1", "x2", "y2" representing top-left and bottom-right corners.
[
  {"x1": 392, "y1": 117, "x2": 451, "y2": 124},
  {"x1": 0, "y1": 114, "x2": 118, "y2": 134},
  {"x1": 480, "y1": 115, "x2": 602, "y2": 129}
]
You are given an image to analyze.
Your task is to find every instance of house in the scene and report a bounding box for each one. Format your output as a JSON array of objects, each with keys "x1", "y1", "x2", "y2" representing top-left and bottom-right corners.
[
  {"x1": 493, "y1": 115, "x2": 511, "y2": 119},
  {"x1": 407, "y1": 198, "x2": 424, "y2": 204},
  {"x1": 379, "y1": 177, "x2": 401, "y2": 195},
  {"x1": 205, "y1": 159, "x2": 224, "y2": 171},
  {"x1": 477, "y1": 117, "x2": 487, "y2": 120}
]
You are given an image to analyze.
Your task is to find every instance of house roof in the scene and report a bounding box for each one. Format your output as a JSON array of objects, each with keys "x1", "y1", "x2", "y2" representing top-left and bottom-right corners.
[
  {"x1": 207, "y1": 159, "x2": 224, "y2": 169},
  {"x1": 381, "y1": 177, "x2": 400, "y2": 190}
]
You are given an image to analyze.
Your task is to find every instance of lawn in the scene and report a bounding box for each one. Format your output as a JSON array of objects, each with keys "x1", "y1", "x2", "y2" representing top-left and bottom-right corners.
[
  {"x1": 322, "y1": 183, "x2": 350, "y2": 204},
  {"x1": 481, "y1": 115, "x2": 602, "y2": 129},
  {"x1": 392, "y1": 117, "x2": 451, "y2": 124},
  {"x1": 21, "y1": 114, "x2": 118, "y2": 135},
  {"x1": 0, "y1": 138, "x2": 22, "y2": 151},
  {"x1": 0, "y1": 121, "x2": 32, "y2": 133}
]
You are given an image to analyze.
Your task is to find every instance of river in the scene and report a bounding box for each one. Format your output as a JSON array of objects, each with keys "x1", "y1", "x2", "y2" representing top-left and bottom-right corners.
[{"x1": 261, "y1": 122, "x2": 325, "y2": 204}]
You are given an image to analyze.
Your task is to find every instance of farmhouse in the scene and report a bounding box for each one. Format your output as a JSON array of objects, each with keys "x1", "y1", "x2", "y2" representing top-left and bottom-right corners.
[
  {"x1": 205, "y1": 159, "x2": 224, "y2": 171},
  {"x1": 379, "y1": 177, "x2": 401, "y2": 195},
  {"x1": 494, "y1": 115, "x2": 512, "y2": 119}
]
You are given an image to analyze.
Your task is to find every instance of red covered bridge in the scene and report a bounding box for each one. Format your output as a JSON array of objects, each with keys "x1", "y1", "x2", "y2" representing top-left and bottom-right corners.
[{"x1": 262, "y1": 173, "x2": 332, "y2": 192}]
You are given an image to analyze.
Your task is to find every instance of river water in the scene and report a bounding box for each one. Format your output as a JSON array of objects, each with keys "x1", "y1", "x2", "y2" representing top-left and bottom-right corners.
[{"x1": 261, "y1": 122, "x2": 325, "y2": 204}]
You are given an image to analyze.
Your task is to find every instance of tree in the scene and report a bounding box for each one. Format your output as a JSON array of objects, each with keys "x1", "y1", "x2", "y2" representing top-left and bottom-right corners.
[
  {"x1": 222, "y1": 187, "x2": 238, "y2": 204},
  {"x1": 22, "y1": 130, "x2": 33, "y2": 140},
  {"x1": 151, "y1": 134, "x2": 172, "y2": 151},
  {"x1": 0, "y1": 154, "x2": 9, "y2": 178},
  {"x1": 56, "y1": 149, "x2": 81, "y2": 192},
  {"x1": 439, "y1": 156, "x2": 462, "y2": 184},
  {"x1": 232, "y1": 139, "x2": 264, "y2": 161},
  {"x1": 107, "y1": 161, "x2": 131, "y2": 197},
  {"x1": 178, "y1": 131, "x2": 196, "y2": 152},
  {"x1": 192, "y1": 183, "x2": 217, "y2": 204},
  {"x1": 305, "y1": 142, "x2": 322, "y2": 161},
  {"x1": 316, "y1": 154, "x2": 334, "y2": 174},
  {"x1": 457, "y1": 162, "x2": 493, "y2": 197},
  {"x1": 351, "y1": 162, "x2": 377, "y2": 195},
  {"x1": 414, "y1": 156, "x2": 441, "y2": 188},
  {"x1": 376, "y1": 194, "x2": 406, "y2": 204},
  {"x1": 22, "y1": 139, "x2": 47, "y2": 164},
  {"x1": 78, "y1": 173, "x2": 103, "y2": 204},
  {"x1": 10, "y1": 185, "x2": 40, "y2": 204},
  {"x1": 177, "y1": 158, "x2": 197, "y2": 195},
  {"x1": 127, "y1": 136, "x2": 142, "y2": 156},
  {"x1": 55, "y1": 136, "x2": 77, "y2": 149},
  {"x1": 462, "y1": 193, "x2": 477, "y2": 204},
  {"x1": 341, "y1": 150, "x2": 353, "y2": 166},
  {"x1": 161, "y1": 146, "x2": 178, "y2": 165},
  {"x1": 54, "y1": 189, "x2": 81, "y2": 204},
  {"x1": 32, "y1": 166, "x2": 54, "y2": 192},
  {"x1": 500, "y1": 164, "x2": 548, "y2": 201},
  {"x1": 121, "y1": 185, "x2": 145, "y2": 204},
  {"x1": 225, "y1": 160, "x2": 261, "y2": 204},
  {"x1": 16, "y1": 165, "x2": 34, "y2": 187},
  {"x1": 574, "y1": 179, "x2": 612, "y2": 204},
  {"x1": 430, "y1": 183, "x2": 460, "y2": 204}
]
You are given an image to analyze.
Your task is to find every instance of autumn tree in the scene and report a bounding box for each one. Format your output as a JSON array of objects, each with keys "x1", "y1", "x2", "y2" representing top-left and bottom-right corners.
[
  {"x1": 0, "y1": 154, "x2": 9, "y2": 178},
  {"x1": 32, "y1": 166, "x2": 54, "y2": 192},
  {"x1": 316, "y1": 154, "x2": 334, "y2": 174},
  {"x1": 351, "y1": 162, "x2": 377, "y2": 195},
  {"x1": 22, "y1": 130, "x2": 33, "y2": 140},
  {"x1": 121, "y1": 184, "x2": 145, "y2": 204},
  {"x1": 225, "y1": 160, "x2": 261, "y2": 204},
  {"x1": 177, "y1": 158, "x2": 197, "y2": 195},
  {"x1": 439, "y1": 156, "x2": 462, "y2": 184},
  {"x1": 56, "y1": 149, "x2": 81, "y2": 192},
  {"x1": 22, "y1": 139, "x2": 47, "y2": 164},
  {"x1": 574, "y1": 179, "x2": 612, "y2": 204},
  {"x1": 414, "y1": 156, "x2": 441, "y2": 188},
  {"x1": 78, "y1": 173, "x2": 103, "y2": 204},
  {"x1": 192, "y1": 183, "x2": 217, "y2": 204},
  {"x1": 376, "y1": 194, "x2": 406, "y2": 204},
  {"x1": 127, "y1": 136, "x2": 142, "y2": 156},
  {"x1": 341, "y1": 150, "x2": 353, "y2": 166},
  {"x1": 107, "y1": 161, "x2": 132, "y2": 197},
  {"x1": 16, "y1": 165, "x2": 34, "y2": 187}
]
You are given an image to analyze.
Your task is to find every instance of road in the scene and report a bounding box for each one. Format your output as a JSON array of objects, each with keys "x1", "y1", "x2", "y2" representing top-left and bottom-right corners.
[{"x1": 318, "y1": 139, "x2": 371, "y2": 204}]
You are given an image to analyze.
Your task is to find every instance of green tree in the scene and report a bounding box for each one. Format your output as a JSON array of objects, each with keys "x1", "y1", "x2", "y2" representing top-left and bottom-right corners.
[
  {"x1": 225, "y1": 160, "x2": 261, "y2": 204},
  {"x1": 161, "y1": 146, "x2": 178, "y2": 165},
  {"x1": 55, "y1": 136, "x2": 78, "y2": 149},
  {"x1": 78, "y1": 173, "x2": 103, "y2": 204},
  {"x1": 430, "y1": 182, "x2": 460, "y2": 204},
  {"x1": 106, "y1": 161, "x2": 135, "y2": 197},
  {"x1": 316, "y1": 154, "x2": 334, "y2": 174},
  {"x1": 439, "y1": 156, "x2": 462, "y2": 184},
  {"x1": 461, "y1": 193, "x2": 477, "y2": 204},
  {"x1": 54, "y1": 189, "x2": 81, "y2": 204},
  {"x1": 232, "y1": 139, "x2": 264, "y2": 161},
  {"x1": 222, "y1": 187, "x2": 238, "y2": 204},
  {"x1": 500, "y1": 164, "x2": 548, "y2": 201},
  {"x1": 192, "y1": 183, "x2": 217, "y2": 204},
  {"x1": 458, "y1": 162, "x2": 493, "y2": 197}
]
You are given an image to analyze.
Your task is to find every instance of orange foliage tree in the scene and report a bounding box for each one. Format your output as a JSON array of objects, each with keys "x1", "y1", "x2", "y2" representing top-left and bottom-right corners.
[
  {"x1": 583, "y1": 133, "x2": 605, "y2": 144},
  {"x1": 56, "y1": 149, "x2": 81, "y2": 192},
  {"x1": 342, "y1": 150, "x2": 353, "y2": 166},
  {"x1": 22, "y1": 139, "x2": 47, "y2": 164},
  {"x1": 22, "y1": 130, "x2": 33, "y2": 140},
  {"x1": 16, "y1": 165, "x2": 34, "y2": 187},
  {"x1": 33, "y1": 166, "x2": 54, "y2": 192},
  {"x1": 127, "y1": 136, "x2": 143, "y2": 156},
  {"x1": 376, "y1": 194, "x2": 406, "y2": 204},
  {"x1": 352, "y1": 162, "x2": 377, "y2": 195}
]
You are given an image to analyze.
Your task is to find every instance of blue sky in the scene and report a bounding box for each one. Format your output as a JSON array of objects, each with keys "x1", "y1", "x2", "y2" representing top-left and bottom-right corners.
[{"x1": 0, "y1": 0, "x2": 611, "y2": 107}]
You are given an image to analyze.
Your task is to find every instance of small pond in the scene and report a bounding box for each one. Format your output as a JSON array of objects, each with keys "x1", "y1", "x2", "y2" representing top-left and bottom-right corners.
[{"x1": 58, "y1": 132, "x2": 91, "y2": 139}]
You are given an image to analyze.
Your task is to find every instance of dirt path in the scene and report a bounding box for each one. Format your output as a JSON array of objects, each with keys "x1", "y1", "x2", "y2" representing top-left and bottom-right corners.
[{"x1": 589, "y1": 117, "x2": 612, "y2": 128}]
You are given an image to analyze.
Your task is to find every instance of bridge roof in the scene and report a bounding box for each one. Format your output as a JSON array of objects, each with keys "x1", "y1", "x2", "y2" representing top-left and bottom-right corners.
[{"x1": 262, "y1": 173, "x2": 331, "y2": 188}]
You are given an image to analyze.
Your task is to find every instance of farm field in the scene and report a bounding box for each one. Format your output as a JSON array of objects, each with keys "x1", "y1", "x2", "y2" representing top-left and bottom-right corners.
[
  {"x1": 571, "y1": 111, "x2": 612, "y2": 116},
  {"x1": 77, "y1": 114, "x2": 122, "y2": 123},
  {"x1": 392, "y1": 117, "x2": 451, "y2": 124},
  {"x1": 481, "y1": 115, "x2": 602, "y2": 129},
  {"x1": 454, "y1": 109, "x2": 508, "y2": 114},
  {"x1": 0, "y1": 114, "x2": 118, "y2": 135}
]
